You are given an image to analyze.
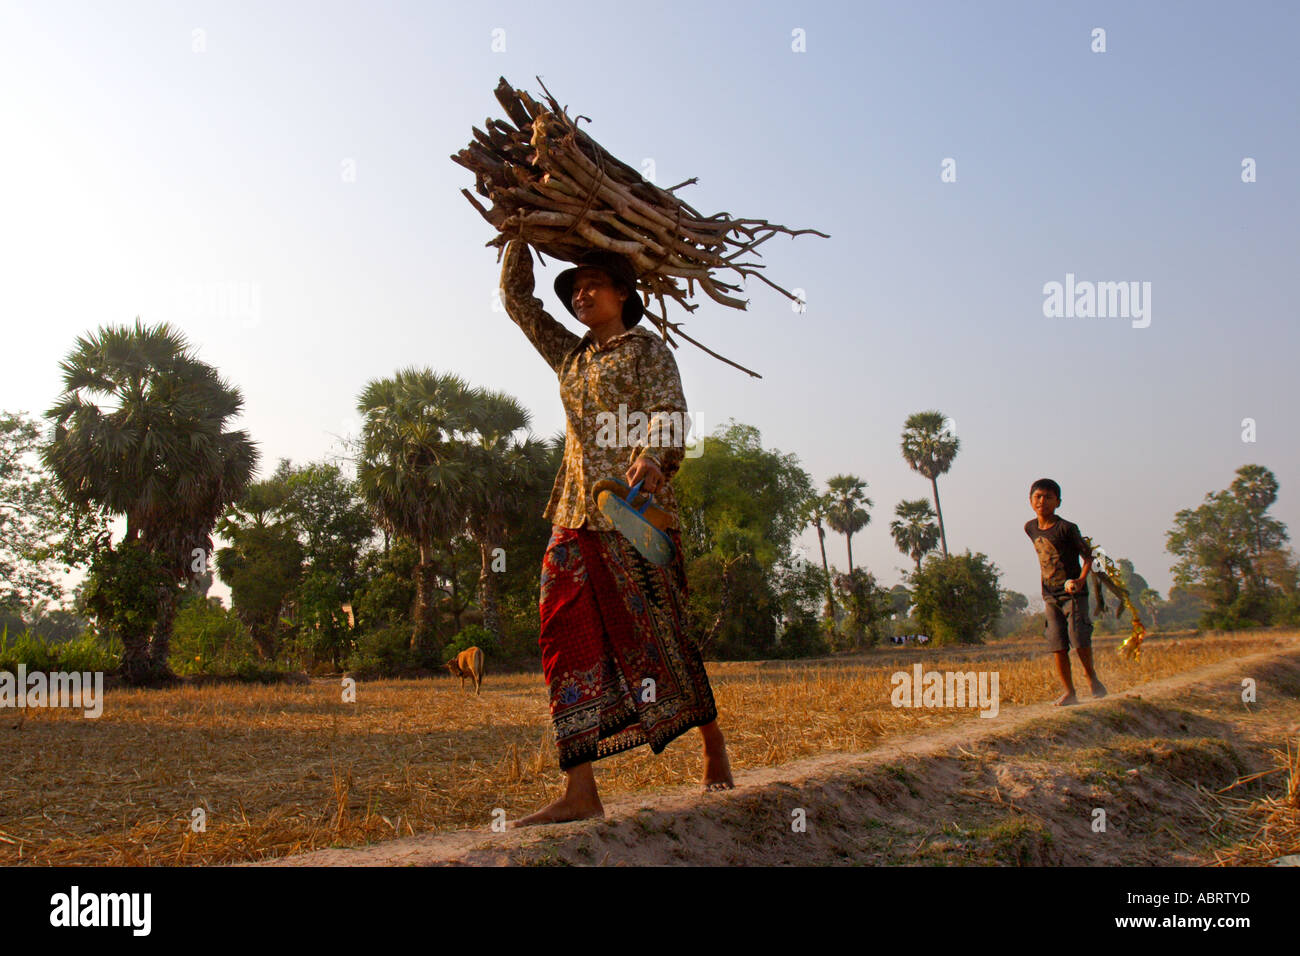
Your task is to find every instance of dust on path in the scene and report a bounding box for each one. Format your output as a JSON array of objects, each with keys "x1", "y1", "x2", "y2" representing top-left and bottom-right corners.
[{"x1": 258, "y1": 637, "x2": 1300, "y2": 866}]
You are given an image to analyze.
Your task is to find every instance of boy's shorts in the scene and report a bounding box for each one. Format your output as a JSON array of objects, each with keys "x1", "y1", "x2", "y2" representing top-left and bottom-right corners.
[{"x1": 1043, "y1": 590, "x2": 1092, "y2": 652}]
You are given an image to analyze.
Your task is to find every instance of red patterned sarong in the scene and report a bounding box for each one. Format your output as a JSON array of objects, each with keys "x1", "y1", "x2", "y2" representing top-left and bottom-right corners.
[{"x1": 538, "y1": 525, "x2": 718, "y2": 770}]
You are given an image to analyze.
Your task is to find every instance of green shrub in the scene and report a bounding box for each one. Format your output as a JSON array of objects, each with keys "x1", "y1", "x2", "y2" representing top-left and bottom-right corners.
[
  {"x1": 345, "y1": 626, "x2": 413, "y2": 678},
  {"x1": 171, "y1": 601, "x2": 260, "y2": 676},
  {"x1": 231, "y1": 659, "x2": 291, "y2": 683},
  {"x1": 442, "y1": 623, "x2": 498, "y2": 664},
  {"x1": 50, "y1": 632, "x2": 121, "y2": 672},
  {"x1": 777, "y1": 615, "x2": 829, "y2": 658},
  {"x1": 910, "y1": 551, "x2": 1003, "y2": 645},
  {"x1": 0, "y1": 627, "x2": 120, "y2": 675},
  {"x1": 1200, "y1": 588, "x2": 1273, "y2": 631},
  {"x1": 0, "y1": 627, "x2": 58, "y2": 673}
]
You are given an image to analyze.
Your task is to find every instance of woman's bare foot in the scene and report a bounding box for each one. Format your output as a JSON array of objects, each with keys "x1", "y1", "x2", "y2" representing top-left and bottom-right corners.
[
  {"x1": 699, "y1": 721, "x2": 735, "y2": 791},
  {"x1": 511, "y1": 793, "x2": 604, "y2": 828},
  {"x1": 1054, "y1": 691, "x2": 1078, "y2": 706},
  {"x1": 1089, "y1": 679, "x2": 1108, "y2": 698},
  {"x1": 703, "y1": 751, "x2": 734, "y2": 792},
  {"x1": 511, "y1": 762, "x2": 604, "y2": 827}
]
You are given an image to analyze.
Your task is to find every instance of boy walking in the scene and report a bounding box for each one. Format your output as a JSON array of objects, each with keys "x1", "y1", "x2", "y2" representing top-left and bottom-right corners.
[{"x1": 1025, "y1": 478, "x2": 1108, "y2": 706}]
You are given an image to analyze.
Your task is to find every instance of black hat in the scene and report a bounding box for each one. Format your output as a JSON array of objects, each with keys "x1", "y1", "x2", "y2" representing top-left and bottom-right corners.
[{"x1": 554, "y1": 250, "x2": 645, "y2": 328}]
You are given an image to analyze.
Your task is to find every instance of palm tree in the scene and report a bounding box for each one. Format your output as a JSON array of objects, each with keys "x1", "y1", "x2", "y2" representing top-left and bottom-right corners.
[
  {"x1": 461, "y1": 387, "x2": 553, "y2": 646},
  {"x1": 900, "y1": 410, "x2": 959, "y2": 557},
  {"x1": 43, "y1": 319, "x2": 257, "y2": 684},
  {"x1": 357, "y1": 368, "x2": 476, "y2": 655},
  {"x1": 824, "y1": 474, "x2": 872, "y2": 574},
  {"x1": 799, "y1": 492, "x2": 837, "y2": 617},
  {"x1": 890, "y1": 498, "x2": 941, "y2": 572}
]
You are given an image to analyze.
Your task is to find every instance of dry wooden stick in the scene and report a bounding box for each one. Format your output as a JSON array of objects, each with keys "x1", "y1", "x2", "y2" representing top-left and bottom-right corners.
[{"x1": 451, "y1": 76, "x2": 829, "y2": 377}]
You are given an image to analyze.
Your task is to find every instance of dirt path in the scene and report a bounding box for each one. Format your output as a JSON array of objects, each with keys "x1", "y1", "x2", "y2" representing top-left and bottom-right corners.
[{"x1": 259, "y1": 638, "x2": 1300, "y2": 866}]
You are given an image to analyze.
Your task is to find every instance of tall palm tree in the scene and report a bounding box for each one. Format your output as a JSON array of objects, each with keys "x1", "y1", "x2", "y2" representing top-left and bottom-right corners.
[
  {"x1": 900, "y1": 410, "x2": 959, "y2": 557},
  {"x1": 824, "y1": 474, "x2": 872, "y2": 574},
  {"x1": 357, "y1": 368, "x2": 476, "y2": 655},
  {"x1": 461, "y1": 387, "x2": 553, "y2": 646},
  {"x1": 43, "y1": 319, "x2": 257, "y2": 684},
  {"x1": 1230, "y1": 464, "x2": 1283, "y2": 587},
  {"x1": 799, "y1": 492, "x2": 836, "y2": 617},
  {"x1": 890, "y1": 498, "x2": 941, "y2": 572}
]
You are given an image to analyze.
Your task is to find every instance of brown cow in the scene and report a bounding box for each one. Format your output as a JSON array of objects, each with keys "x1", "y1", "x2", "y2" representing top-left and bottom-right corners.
[{"x1": 445, "y1": 646, "x2": 485, "y2": 694}]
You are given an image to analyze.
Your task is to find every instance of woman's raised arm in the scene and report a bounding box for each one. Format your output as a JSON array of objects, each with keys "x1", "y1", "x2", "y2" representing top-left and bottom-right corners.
[{"x1": 500, "y1": 240, "x2": 581, "y2": 373}]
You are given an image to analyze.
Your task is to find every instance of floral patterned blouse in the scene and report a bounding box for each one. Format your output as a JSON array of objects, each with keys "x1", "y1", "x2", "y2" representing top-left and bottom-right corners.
[{"x1": 500, "y1": 242, "x2": 688, "y2": 531}]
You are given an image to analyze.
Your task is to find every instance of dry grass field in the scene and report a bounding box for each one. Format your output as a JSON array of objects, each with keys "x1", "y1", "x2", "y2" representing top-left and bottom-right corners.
[{"x1": 1, "y1": 630, "x2": 1295, "y2": 866}]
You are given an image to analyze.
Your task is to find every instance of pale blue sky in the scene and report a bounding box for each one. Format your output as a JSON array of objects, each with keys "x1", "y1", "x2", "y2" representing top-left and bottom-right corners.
[{"x1": 3, "y1": 0, "x2": 1297, "y2": 602}]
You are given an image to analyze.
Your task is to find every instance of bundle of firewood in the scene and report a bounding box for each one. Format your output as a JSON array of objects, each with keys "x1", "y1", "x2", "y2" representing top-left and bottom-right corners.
[{"x1": 452, "y1": 77, "x2": 828, "y2": 376}]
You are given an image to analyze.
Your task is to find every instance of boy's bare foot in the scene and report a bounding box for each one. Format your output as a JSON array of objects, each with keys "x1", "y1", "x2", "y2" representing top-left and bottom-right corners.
[
  {"x1": 1054, "y1": 692, "x2": 1078, "y2": 706},
  {"x1": 1090, "y1": 680, "x2": 1108, "y2": 699},
  {"x1": 510, "y1": 794, "x2": 604, "y2": 828}
]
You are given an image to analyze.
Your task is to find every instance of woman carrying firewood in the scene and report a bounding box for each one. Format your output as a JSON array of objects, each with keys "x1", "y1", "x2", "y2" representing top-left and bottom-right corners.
[{"x1": 499, "y1": 238, "x2": 733, "y2": 826}]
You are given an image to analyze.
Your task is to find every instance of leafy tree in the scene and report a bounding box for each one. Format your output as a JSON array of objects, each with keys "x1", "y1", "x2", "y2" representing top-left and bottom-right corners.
[
  {"x1": 278, "y1": 460, "x2": 374, "y2": 596},
  {"x1": 435, "y1": 534, "x2": 491, "y2": 636},
  {"x1": 1113, "y1": 559, "x2": 1150, "y2": 609},
  {"x1": 889, "y1": 584, "x2": 913, "y2": 619},
  {"x1": 686, "y1": 554, "x2": 779, "y2": 659},
  {"x1": 773, "y1": 559, "x2": 833, "y2": 660},
  {"x1": 353, "y1": 539, "x2": 418, "y2": 632},
  {"x1": 994, "y1": 588, "x2": 1030, "y2": 637},
  {"x1": 772, "y1": 555, "x2": 828, "y2": 629},
  {"x1": 1139, "y1": 588, "x2": 1163, "y2": 630},
  {"x1": 890, "y1": 498, "x2": 940, "y2": 572},
  {"x1": 777, "y1": 615, "x2": 830, "y2": 658},
  {"x1": 675, "y1": 421, "x2": 814, "y2": 658},
  {"x1": 215, "y1": 458, "x2": 377, "y2": 667},
  {"x1": 1167, "y1": 465, "x2": 1289, "y2": 628},
  {"x1": 677, "y1": 422, "x2": 813, "y2": 560},
  {"x1": 293, "y1": 568, "x2": 354, "y2": 669},
  {"x1": 275, "y1": 459, "x2": 375, "y2": 666},
  {"x1": 825, "y1": 474, "x2": 872, "y2": 574},
  {"x1": 81, "y1": 540, "x2": 172, "y2": 659},
  {"x1": 1260, "y1": 550, "x2": 1300, "y2": 626},
  {"x1": 0, "y1": 411, "x2": 97, "y2": 610},
  {"x1": 1160, "y1": 586, "x2": 1208, "y2": 630},
  {"x1": 43, "y1": 320, "x2": 257, "y2": 684},
  {"x1": 1000, "y1": 589, "x2": 1029, "y2": 615},
  {"x1": 909, "y1": 551, "x2": 1002, "y2": 644},
  {"x1": 833, "y1": 568, "x2": 891, "y2": 649},
  {"x1": 214, "y1": 523, "x2": 303, "y2": 659},
  {"x1": 900, "y1": 410, "x2": 959, "y2": 557}
]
